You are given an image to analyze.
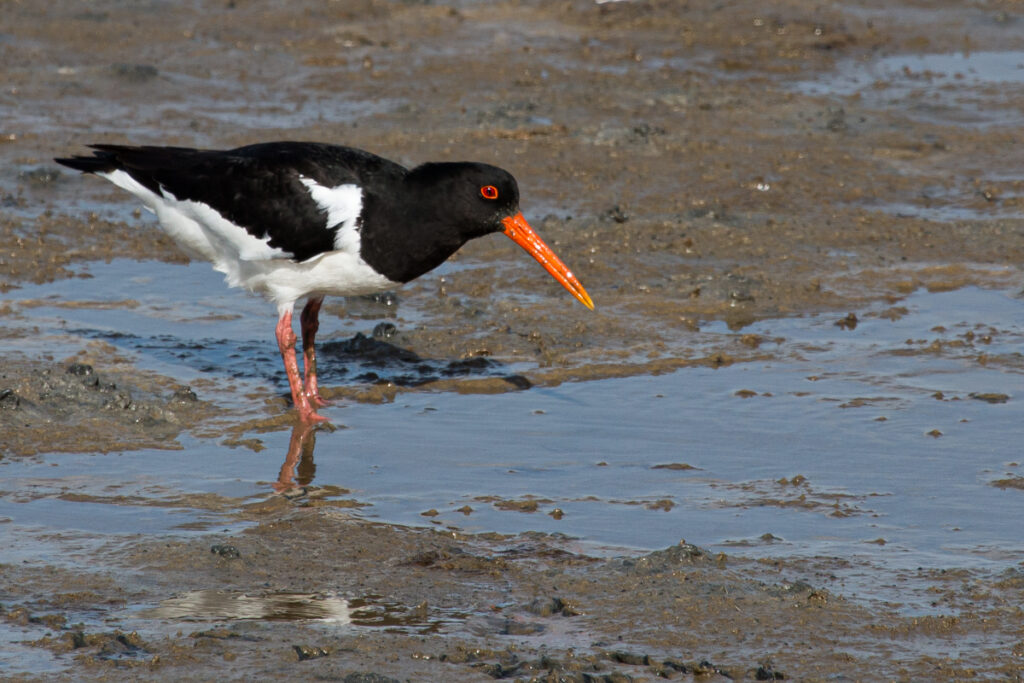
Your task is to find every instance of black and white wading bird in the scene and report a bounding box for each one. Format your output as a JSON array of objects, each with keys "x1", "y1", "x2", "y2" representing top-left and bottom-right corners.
[{"x1": 55, "y1": 142, "x2": 594, "y2": 422}]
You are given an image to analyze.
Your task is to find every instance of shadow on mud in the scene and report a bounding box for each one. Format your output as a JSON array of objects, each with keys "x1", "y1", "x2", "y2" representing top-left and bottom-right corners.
[
  {"x1": 317, "y1": 333, "x2": 532, "y2": 390},
  {"x1": 75, "y1": 327, "x2": 533, "y2": 393}
]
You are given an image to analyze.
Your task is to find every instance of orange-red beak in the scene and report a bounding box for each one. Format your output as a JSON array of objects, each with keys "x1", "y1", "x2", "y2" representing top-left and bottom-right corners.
[{"x1": 501, "y1": 212, "x2": 594, "y2": 310}]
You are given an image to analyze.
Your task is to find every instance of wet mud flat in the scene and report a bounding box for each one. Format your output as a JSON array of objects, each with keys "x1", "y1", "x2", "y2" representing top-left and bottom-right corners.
[
  {"x1": 3, "y1": 0, "x2": 1024, "y2": 680},
  {"x1": 6, "y1": 510, "x2": 1024, "y2": 682}
]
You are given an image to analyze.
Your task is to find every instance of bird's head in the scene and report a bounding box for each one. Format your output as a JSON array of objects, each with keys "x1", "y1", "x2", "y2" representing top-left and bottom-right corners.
[{"x1": 407, "y1": 162, "x2": 594, "y2": 310}]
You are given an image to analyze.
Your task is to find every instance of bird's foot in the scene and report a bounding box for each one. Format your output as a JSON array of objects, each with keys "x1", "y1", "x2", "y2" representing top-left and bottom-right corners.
[
  {"x1": 309, "y1": 394, "x2": 331, "y2": 408},
  {"x1": 297, "y1": 407, "x2": 330, "y2": 424}
]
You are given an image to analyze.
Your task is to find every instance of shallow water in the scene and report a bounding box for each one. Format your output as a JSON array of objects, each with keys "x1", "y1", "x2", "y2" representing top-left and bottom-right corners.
[
  {"x1": 795, "y1": 50, "x2": 1024, "y2": 128},
  {"x1": 3, "y1": 260, "x2": 1023, "y2": 603}
]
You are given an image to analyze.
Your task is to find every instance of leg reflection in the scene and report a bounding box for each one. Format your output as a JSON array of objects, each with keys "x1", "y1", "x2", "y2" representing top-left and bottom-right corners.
[{"x1": 274, "y1": 422, "x2": 322, "y2": 495}]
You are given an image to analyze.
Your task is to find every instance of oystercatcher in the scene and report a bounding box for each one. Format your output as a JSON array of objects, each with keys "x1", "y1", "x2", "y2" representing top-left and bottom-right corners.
[{"x1": 55, "y1": 142, "x2": 594, "y2": 422}]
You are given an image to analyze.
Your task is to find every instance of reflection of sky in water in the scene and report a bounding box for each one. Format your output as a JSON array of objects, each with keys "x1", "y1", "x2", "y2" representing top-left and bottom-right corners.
[
  {"x1": 148, "y1": 590, "x2": 354, "y2": 622},
  {"x1": 142, "y1": 589, "x2": 450, "y2": 629}
]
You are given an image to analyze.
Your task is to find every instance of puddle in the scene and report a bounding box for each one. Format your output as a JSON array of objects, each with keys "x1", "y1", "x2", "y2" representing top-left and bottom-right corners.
[
  {"x1": 320, "y1": 284, "x2": 1024, "y2": 574},
  {"x1": 795, "y1": 50, "x2": 1024, "y2": 128},
  {"x1": 143, "y1": 590, "x2": 431, "y2": 627},
  {"x1": 134, "y1": 590, "x2": 465, "y2": 635},
  {"x1": 4, "y1": 274, "x2": 1024, "y2": 597}
]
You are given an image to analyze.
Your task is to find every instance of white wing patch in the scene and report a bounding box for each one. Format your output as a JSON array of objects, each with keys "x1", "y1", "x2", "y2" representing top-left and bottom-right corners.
[{"x1": 297, "y1": 176, "x2": 363, "y2": 254}]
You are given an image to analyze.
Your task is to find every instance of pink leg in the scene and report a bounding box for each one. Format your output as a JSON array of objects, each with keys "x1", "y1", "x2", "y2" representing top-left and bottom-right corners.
[
  {"x1": 276, "y1": 309, "x2": 327, "y2": 423},
  {"x1": 299, "y1": 297, "x2": 329, "y2": 407}
]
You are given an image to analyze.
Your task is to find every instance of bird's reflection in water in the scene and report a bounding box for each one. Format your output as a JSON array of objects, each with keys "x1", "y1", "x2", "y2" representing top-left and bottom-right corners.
[{"x1": 273, "y1": 422, "x2": 324, "y2": 496}]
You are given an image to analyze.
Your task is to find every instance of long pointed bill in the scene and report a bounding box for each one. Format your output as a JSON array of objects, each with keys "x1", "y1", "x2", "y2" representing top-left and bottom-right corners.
[{"x1": 501, "y1": 212, "x2": 594, "y2": 310}]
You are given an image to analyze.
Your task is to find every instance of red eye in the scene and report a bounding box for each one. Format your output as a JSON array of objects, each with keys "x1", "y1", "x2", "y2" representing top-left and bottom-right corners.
[{"x1": 480, "y1": 185, "x2": 499, "y2": 200}]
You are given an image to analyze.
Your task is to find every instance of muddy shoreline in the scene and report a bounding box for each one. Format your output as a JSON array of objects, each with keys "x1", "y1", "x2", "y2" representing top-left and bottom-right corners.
[
  {"x1": 7, "y1": 506, "x2": 1024, "y2": 681},
  {"x1": 3, "y1": 0, "x2": 1024, "y2": 680}
]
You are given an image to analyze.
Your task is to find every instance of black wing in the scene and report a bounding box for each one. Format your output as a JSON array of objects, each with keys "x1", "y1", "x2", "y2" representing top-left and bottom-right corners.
[{"x1": 56, "y1": 142, "x2": 408, "y2": 262}]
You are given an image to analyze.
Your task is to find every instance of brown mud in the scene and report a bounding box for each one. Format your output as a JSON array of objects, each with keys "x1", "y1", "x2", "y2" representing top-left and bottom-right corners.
[
  {"x1": 7, "y1": 508, "x2": 1024, "y2": 681},
  {"x1": 2, "y1": 0, "x2": 1024, "y2": 680}
]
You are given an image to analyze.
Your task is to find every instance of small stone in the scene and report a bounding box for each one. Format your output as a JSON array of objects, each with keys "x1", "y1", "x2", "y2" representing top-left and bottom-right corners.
[
  {"x1": 970, "y1": 392, "x2": 1009, "y2": 404},
  {"x1": 368, "y1": 291, "x2": 397, "y2": 307},
  {"x1": 293, "y1": 644, "x2": 329, "y2": 661},
  {"x1": 18, "y1": 167, "x2": 61, "y2": 185},
  {"x1": 372, "y1": 322, "x2": 397, "y2": 339},
  {"x1": 342, "y1": 673, "x2": 401, "y2": 683},
  {"x1": 0, "y1": 388, "x2": 21, "y2": 410},
  {"x1": 65, "y1": 363, "x2": 95, "y2": 377},
  {"x1": 210, "y1": 544, "x2": 240, "y2": 559},
  {"x1": 756, "y1": 664, "x2": 786, "y2": 680},
  {"x1": 525, "y1": 597, "x2": 580, "y2": 617},
  {"x1": 607, "y1": 650, "x2": 649, "y2": 666},
  {"x1": 604, "y1": 204, "x2": 629, "y2": 223},
  {"x1": 110, "y1": 63, "x2": 159, "y2": 82},
  {"x1": 835, "y1": 312, "x2": 858, "y2": 330}
]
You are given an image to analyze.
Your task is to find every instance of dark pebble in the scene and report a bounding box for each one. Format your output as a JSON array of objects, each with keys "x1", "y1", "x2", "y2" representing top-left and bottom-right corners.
[
  {"x1": 210, "y1": 544, "x2": 240, "y2": 559},
  {"x1": 366, "y1": 291, "x2": 397, "y2": 307},
  {"x1": 293, "y1": 644, "x2": 329, "y2": 661},
  {"x1": 525, "y1": 596, "x2": 579, "y2": 617},
  {"x1": 342, "y1": 674, "x2": 401, "y2": 683},
  {"x1": 824, "y1": 105, "x2": 847, "y2": 132},
  {"x1": 502, "y1": 375, "x2": 532, "y2": 391},
  {"x1": 835, "y1": 312, "x2": 858, "y2": 330},
  {"x1": 607, "y1": 651, "x2": 649, "y2": 666},
  {"x1": 604, "y1": 204, "x2": 629, "y2": 223},
  {"x1": 442, "y1": 356, "x2": 493, "y2": 376},
  {"x1": 0, "y1": 388, "x2": 21, "y2": 410},
  {"x1": 102, "y1": 394, "x2": 134, "y2": 411},
  {"x1": 693, "y1": 659, "x2": 725, "y2": 676},
  {"x1": 632, "y1": 122, "x2": 665, "y2": 141},
  {"x1": 100, "y1": 632, "x2": 145, "y2": 657},
  {"x1": 110, "y1": 63, "x2": 159, "y2": 82},
  {"x1": 661, "y1": 658, "x2": 690, "y2": 673},
  {"x1": 171, "y1": 387, "x2": 199, "y2": 403},
  {"x1": 372, "y1": 322, "x2": 397, "y2": 339},
  {"x1": 18, "y1": 167, "x2": 61, "y2": 185},
  {"x1": 756, "y1": 664, "x2": 786, "y2": 679},
  {"x1": 65, "y1": 363, "x2": 95, "y2": 377}
]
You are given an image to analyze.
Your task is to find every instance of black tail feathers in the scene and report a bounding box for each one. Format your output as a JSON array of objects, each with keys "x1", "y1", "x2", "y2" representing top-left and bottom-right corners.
[{"x1": 54, "y1": 147, "x2": 121, "y2": 174}]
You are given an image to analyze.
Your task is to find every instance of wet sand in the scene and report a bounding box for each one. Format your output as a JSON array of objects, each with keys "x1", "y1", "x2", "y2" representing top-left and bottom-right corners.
[{"x1": 3, "y1": 0, "x2": 1024, "y2": 679}]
